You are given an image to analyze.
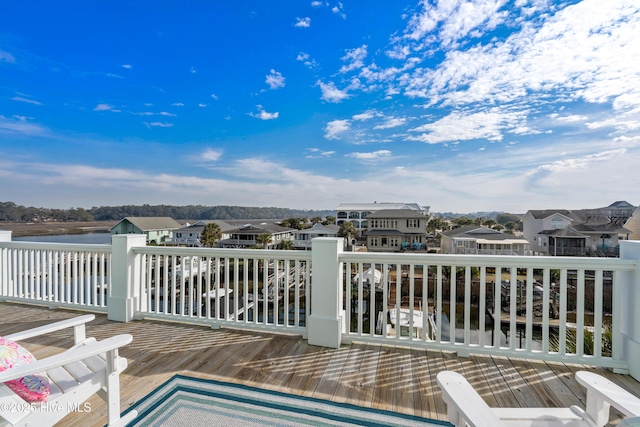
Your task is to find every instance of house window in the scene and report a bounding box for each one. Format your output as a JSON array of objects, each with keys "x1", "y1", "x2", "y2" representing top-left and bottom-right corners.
[
  {"x1": 381, "y1": 237, "x2": 388, "y2": 246},
  {"x1": 406, "y1": 219, "x2": 420, "y2": 228},
  {"x1": 551, "y1": 216, "x2": 563, "y2": 229},
  {"x1": 370, "y1": 238, "x2": 379, "y2": 247}
]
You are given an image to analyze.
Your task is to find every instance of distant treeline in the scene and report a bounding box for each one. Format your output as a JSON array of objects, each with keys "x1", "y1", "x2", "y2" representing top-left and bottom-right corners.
[{"x1": 0, "y1": 201, "x2": 335, "y2": 222}]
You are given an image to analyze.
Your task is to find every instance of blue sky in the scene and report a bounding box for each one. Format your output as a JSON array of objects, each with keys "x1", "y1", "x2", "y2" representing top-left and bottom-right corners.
[{"x1": 1, "y1": 1, "x2": 639, "y2": 213}]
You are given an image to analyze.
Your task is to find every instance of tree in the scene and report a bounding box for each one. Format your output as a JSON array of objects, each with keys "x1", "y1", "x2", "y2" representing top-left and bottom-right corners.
[
  {"x1": 323, "y1": 216, "x2": 336, "y2": 225},
  {"x1": 338, "y1": 222, "x2": 357, "y2": 245},
  {"x1": 277, "y1": 239, "x2": 294, "y2": 250},
  {"x1": 256, "y1": 233, "x2": 272, "y2": 249},
  {"x1": 200, "y1": 222, "x2": 222, "y2": 247}
]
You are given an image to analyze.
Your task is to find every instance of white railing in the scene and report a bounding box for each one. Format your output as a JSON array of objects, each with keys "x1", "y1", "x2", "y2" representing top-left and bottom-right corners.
[
  {"x1": 0, "y1": 236, "x2": 110, "y2": 311},
  {"x1": 131, "y1": 245, "x2": 310, "y2": 335},
  {"x1": 1, "y1": 231, "x2": 639, "y2": 380},
  {"x1": 340, "y1": 251, "x2": 635, "y2": 371}
]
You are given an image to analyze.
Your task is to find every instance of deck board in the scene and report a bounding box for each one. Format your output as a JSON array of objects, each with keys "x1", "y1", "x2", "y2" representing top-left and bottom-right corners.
[{"x1": 0, "y1": 302, "x2": 638, "y2": 427}]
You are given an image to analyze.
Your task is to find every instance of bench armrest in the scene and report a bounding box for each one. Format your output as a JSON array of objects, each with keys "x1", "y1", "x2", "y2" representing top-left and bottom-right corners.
[
  {"x1": 5, "y1": 314, "x2": 95, "y2": 344},
  {"x1": 576, "y1": 371, "x2": 640, "y2": 426},
  {"x1": 0, "y1": 334, "x2": 133, "y2": 383},
  {"x1": 437, "y1": 370, "x2": 506, "y2": 427}
]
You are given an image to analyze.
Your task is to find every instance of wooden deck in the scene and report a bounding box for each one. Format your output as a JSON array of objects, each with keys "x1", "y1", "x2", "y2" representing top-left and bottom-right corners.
[{"x1": 1, "y1": 302, "x2": 639, "y2": 426}]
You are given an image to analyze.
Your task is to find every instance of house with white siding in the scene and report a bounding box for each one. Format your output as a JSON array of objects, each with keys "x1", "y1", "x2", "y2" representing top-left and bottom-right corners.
[
  {"x1": 440, "y1": 225, "x2": 530, "y2": 255},
  {"x1": 523, "y1": 201, "x2": 634, "y2": 256},
  {"x1": 335, "y1": 202, "x2": 430, "y2": 235}
]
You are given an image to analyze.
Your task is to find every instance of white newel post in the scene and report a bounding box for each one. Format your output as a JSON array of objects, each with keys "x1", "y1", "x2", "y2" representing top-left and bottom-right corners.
[
  {"x1": 308, "y1": 237, "x2": 344, "y2": 348},
  {"x1": 0, "y1": 231, "x2": 11, "y2": 298},
  {"x1": 108, "y1": 234, "x2": 146, "y2": 322},
  {"x1": 620, "y1": 240, "x2": 640, "y2": 380}
]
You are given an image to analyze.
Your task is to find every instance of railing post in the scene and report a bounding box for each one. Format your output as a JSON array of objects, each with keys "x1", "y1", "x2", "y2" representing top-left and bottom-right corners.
[
  {"x1": 308, "y1": 237, "x2": 344, "y2": 348},
  {"x1": 0, "y1": 231, "x2": 11, "y2": 298},
  {"x1": 620, "y1": 240, "x2": 640, "y2": 380},
  {"x1": 108, "y1": 234, "x2": 146, "y2": 322}
]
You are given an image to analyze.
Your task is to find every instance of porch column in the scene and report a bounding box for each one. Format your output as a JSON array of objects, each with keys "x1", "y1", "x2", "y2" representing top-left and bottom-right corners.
[
  {"x1": 308, "y1": 237, "x2": 344, "y2": 348},
  {"x1": 0, "y1": 231, "x2": 11, "y2": 298},
  {"x1": 619, "y1": 240, "x2": 640, "y2": 380},
  {"x1": 108, "y1": 234, "x2": 146, "y2": 322}
]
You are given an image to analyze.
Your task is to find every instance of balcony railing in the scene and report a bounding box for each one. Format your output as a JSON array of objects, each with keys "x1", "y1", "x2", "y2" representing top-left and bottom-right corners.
[{"x1": 1, "y1": 231, "x2": 639, "y2": 381}]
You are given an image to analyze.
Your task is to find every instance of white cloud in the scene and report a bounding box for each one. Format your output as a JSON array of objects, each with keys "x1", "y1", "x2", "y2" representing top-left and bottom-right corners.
[
  {"x1": 201, "y1": 148, "x2": 223, "y2": 162},
  {"x1": 332, "y1": 2, "x2": 346, "y2": 19},
  {"x1": 294, "y1": 17, "x2": 311, "y2": 27},
  {"x1": 324, "y1": 119, "x2": 350, "y2": 140},
  {"x1": 340, "y1": 45, "x2": 368, "y2": 73},
  {"x1": 11, "y1": 96, "x2": 42, "y2": 106},
  {"x1": 198, "y1": 103, "x2": 207, "y2": 108},
  {"x1": 402, "y1": 0, "x2": 640, "y2": 113},
  {"x1": 317, "y1": 81, "x2": 349, "y2": 103},
  {"x1": 403, "y1": 0, "x2": 509, "y2": 49},
  {"x1": 171, "y1": 102, "x2": 185, "y2": 107},
  {"x1": 352, "y1": 110, "x2": 379, "y2": 121},
  {"x1": 374, "y1": 117, "x2": 406, "y2": 129},
  {"x1": 306, "y1": 148, "x2": 335, "y2": 158},
  {"x1": 556, "y1": 114, "x2": 588, "y2": 122},
  {"x1": 122, "y1": 64, "x2": 132, "y2": 69},
  {"x1": 0, "y1": 115, "x2": 47, "y2": 136},
  {"x1": 0, "y1": 50, "x2": 16, "y2": 63},
  {"x1": 296, "y1": 52, "x2": 318, "y2": 69},
  {"x1": 93, "y1": 104, "x2": 120, "y2": 112},
  {"x1": 210, "y1": 94, "x2": 219, "y2": 100},
  {"x1": 249, "y1": 105, "x2": 279, "y2": 120},
  {"x1": 143, "y1": 122, "x2": 173, "y2": 128},
  {"x1": 265, "y1": 69, "x2": 286, "y2": 89},
  {"x1": 346, "y1": 150, "x2": 392, "y2": 160},
  {"x1": 408, "y1": 109, "x2": 527, "y2": 144}
]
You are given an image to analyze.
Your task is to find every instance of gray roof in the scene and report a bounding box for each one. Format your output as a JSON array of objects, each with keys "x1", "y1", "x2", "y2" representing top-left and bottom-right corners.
[
  {"x1": 441, "y1": 225, "x2": 520, "y2": 241},
  {"x1": 176, "y1": 220, "x2": 235, "y2": 233},
  {"x1": 111, "y1": 217, "x2": 182, "y2": 232},
  {"x1": 336, "y1": 202, "x2": 429, "y2": 213},
  {"x1": 229, "y1": 223, "x2": 295, "y2": 235}
]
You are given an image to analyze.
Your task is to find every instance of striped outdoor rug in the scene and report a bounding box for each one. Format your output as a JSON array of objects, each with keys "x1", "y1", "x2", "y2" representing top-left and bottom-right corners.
[{"x1": 123, "y1": 375, "x2": 451, "y2": 426}]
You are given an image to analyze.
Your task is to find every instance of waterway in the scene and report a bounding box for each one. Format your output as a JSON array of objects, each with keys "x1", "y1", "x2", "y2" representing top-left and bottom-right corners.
[{"x1": 14, "y1": 233, "x2": 112, "y2": 244}]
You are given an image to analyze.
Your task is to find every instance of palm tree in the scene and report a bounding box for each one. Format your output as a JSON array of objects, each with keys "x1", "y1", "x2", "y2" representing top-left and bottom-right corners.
[
  {"x1": 338, "y1": 222, "x2": 357, "y2": 246},
  {"x1": 277, "y1": 239, "x2": 294, "y2": 250},
  {"x1": 200, "y1": 222, "x2": 221, "y2": 247},
  {"x1": 256, "y1": 233, "x2": 272, "y2": 249}
]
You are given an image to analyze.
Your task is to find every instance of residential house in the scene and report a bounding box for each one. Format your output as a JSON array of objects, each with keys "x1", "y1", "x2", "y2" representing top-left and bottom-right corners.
[
  {"x1": 336, "y1": 202, "x2": 430, "y2": 235},
  {"x1": 168, "y1": 220, "x2": 235, "y2": 247},
  {"x1": 625, "y1": 206, "x2": 640, "y2": 241},
  {"x1": 109, "y1": 217, "x2": 182, "y2": 244},
  {"x1": 440, "y1": 225, "x2": 530, "y2": 255},
  {"x1": 365, "y1": 209, "x2": 427, "y2": 252},
  {"x1": 220, "y1": 223, "x2": 295, "y2": 249},
  {"x1": 291, "y1": 223, "x2": 340, "y2": 250},
  {"x1": 523, "y1": 201, "x2": 634, "y2": 256}
]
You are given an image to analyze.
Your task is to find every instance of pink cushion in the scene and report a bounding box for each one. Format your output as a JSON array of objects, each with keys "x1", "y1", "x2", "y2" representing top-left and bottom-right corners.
[{"x1": 0, "y1": 336, "x2": 50, "y2": 402}]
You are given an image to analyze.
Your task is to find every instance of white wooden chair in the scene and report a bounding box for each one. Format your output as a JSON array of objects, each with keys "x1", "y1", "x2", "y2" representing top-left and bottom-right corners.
[
  {"x1": 437, "y1": 370, "x2": 640, "y2": 427},
  {"x1": 0, "y1": 314, "x2": 137, "y2": 427}
]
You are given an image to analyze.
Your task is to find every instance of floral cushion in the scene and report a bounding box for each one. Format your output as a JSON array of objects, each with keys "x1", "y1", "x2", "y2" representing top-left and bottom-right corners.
[{"x1": 0, "y1": 336, "x2": 50, "y2": 402}]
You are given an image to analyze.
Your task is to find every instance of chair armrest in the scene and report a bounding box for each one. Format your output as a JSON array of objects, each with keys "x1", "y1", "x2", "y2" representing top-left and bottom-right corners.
[
  {"x1": 4, "y1": 314, "x2": 95, "y2": 344},
  {"x1": 576, "y1": 371, "x2": 640, "y2": 426},
  {"x1": 437, "y1": 370, "x2": 506, "y2": 427},
  {"x1": 0, "y1": 334, "x2": 132, "y2": 383}
]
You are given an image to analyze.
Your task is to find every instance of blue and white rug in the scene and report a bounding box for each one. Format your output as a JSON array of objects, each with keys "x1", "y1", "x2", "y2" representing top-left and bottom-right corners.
[{"x1": 123, "y1": 375, "x2": 451, "y2": 426}]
